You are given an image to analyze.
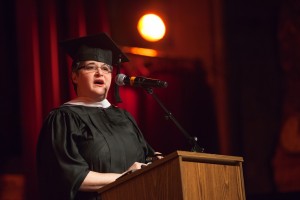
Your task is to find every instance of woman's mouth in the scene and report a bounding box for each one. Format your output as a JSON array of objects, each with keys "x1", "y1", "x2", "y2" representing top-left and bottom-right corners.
[{"x1": 94, "y1": 79, "x2": 104, "y2": 86}]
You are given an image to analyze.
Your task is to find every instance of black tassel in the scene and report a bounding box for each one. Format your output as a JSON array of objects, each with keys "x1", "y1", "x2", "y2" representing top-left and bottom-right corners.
[{"x1": 114, "y1": 56, "x2": 122, "y2": 103}]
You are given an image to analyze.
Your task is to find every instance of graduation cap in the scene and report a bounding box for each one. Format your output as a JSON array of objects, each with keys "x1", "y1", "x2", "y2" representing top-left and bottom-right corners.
[
  {"x1": 60, "y1": 32, "x2": 129, "y2": 67},
  {"x1": 60, "y1": 32, "x2": 129, "y2": 103}
]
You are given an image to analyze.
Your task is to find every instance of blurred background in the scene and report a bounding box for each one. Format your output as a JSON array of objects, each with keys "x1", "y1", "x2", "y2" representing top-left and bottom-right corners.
[{"x1": 1, "y1": 0, "x2": 300, "y2": 199}]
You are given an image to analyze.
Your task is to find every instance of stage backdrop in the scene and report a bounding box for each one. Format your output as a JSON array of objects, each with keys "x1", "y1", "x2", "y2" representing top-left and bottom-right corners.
[
  {"x1": 2, "y1": 0, "x2": 219, "y2": 199},
  {"x1": 2, "y1": 0, "x2": 300, "y2": 200}
]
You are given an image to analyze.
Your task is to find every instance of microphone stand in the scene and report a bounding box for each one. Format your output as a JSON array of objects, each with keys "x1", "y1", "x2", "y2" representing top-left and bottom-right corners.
[
  {"x1": 144, "y1": 87, "x2": 204, "y2": 153},
  {"x1": 114, "y1": 56, "x2": 123, "y2": 103}
]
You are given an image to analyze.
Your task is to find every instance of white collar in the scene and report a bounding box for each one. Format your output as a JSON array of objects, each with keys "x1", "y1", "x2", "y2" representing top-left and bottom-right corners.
[{"x1": 64, "y1": 97, "x2": 111, "y2": 108}]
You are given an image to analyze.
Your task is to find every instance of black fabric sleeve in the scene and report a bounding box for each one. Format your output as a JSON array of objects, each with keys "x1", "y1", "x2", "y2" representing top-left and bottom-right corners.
[{"x1": 36, "y1": 109, "x2": 90, "y2": 200}]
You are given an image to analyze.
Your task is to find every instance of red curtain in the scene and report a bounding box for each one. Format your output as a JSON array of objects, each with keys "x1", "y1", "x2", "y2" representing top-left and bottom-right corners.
[{"x1": 15, "y1": 0, "x2": 111, "y2": 199}]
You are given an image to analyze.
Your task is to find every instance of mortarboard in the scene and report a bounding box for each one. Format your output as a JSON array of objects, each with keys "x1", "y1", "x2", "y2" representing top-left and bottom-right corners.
[{"x1": 60, "y1": 32, "x2": 129, "y2": 66}]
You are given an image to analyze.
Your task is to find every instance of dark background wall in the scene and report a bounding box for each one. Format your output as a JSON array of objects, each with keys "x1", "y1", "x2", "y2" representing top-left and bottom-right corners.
[
  {"x1": 0, "y1": 0, "x2": 21, "y2": 172},
  {"x1": 224, "y1": 0, "x2": 283, "y2": 195}
]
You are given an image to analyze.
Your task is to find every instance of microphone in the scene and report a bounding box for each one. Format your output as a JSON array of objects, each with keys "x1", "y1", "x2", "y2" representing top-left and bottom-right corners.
[{"x1": 115, "y1": 74, "x2": 168, "y2": 88}]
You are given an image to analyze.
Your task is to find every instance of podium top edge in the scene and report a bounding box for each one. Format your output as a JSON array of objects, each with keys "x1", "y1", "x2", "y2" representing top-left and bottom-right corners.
[{"x1": 173, "y1": 150, "x2": 244, "y2": 163}]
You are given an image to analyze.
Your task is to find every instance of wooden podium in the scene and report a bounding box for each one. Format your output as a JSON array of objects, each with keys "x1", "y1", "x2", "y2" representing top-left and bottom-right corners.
[{"x1": 98, "y1": 151, "x2": 246, "y2": 200}]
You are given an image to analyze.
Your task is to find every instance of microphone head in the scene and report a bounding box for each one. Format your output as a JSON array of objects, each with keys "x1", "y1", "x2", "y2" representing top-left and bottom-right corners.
[{"x1": 115, "y1": 73, "x2": 126, "y2": 86}]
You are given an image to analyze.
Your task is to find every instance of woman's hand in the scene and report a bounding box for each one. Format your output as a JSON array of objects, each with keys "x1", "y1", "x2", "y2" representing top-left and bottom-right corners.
[
  {"x1": 80, "y1": 162, "x2": 149, "y2": 191},
  {"x1": 119, "y1": 154, "x2": 165, "y2": 180},
  {"x1": 127, "y1": 162, "x2": 148, "y2": 171},
  {"x1": 154, "y1": 152, "x2": 164, "y2": 159}
]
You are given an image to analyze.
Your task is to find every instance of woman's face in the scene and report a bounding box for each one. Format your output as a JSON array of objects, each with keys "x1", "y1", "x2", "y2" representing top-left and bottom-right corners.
[{"x1": 72, "y1": 60, "x2": 112, "y2": 101}]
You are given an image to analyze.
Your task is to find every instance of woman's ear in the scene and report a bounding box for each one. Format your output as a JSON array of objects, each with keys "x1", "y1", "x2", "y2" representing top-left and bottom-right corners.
[{"x1": 71, "y1": 72, "x2": 78, "y2": 84}]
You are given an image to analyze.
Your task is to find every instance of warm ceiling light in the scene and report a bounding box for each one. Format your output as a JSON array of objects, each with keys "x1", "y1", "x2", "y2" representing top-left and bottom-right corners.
[
  {"x1": 137, "y1": 14, "x2": 166, "y2": 42},
  {"x1": 123, "y1": 46, "x2": 158, "y2": 57},
  {"x1": 129, "y1": 47, "x2": 158, "y2": 57}
]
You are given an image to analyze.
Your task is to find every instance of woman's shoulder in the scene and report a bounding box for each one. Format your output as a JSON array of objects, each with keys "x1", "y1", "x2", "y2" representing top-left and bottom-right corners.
[
  {"x1": 46, "y1": 105, "x2": 95, "y2": 119},
  {"x1": 42, "y1": 105, "x2": 95, "y2": 127}
]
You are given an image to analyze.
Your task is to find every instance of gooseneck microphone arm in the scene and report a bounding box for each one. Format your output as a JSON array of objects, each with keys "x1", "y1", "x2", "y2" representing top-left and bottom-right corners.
[{"x1": 144, "y1": 87, "x2": 205, "y2": 153}]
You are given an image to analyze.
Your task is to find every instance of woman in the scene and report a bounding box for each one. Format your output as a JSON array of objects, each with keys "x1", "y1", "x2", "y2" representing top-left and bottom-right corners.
[{"x1": 36, "y1": 33, "x2": 161, "y2": 200}]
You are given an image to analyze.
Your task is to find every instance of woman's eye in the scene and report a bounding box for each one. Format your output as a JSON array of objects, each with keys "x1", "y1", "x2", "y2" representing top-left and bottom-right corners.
[
  {"x1": 85, "y1": 65, "x2": 96, "y2": 70},
  {"x1": 101, "y1": 66, "x2": 109, "y2": 71}
]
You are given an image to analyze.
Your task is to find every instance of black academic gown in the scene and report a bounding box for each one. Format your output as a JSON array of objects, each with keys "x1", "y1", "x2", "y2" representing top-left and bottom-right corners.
[{"x1": 36, "y1": 105, "x2": 155, "y2": 200}]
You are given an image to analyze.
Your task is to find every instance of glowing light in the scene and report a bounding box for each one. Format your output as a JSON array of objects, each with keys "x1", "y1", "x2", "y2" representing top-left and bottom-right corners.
[
  {"x1": 137, "y1": 14, "x2": 166, "y2": 42},
  {"x1": 122, "y1": 46, "x2": 158, "y2": 57}
]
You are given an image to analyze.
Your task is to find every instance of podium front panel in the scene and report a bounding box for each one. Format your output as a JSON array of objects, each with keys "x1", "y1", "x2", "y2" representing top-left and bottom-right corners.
[
  {"x1": 180, "y1": 159, "x2": 245, "y2": 200},
  {"x1": 100, "y1": 157, "x2": 184, "y2": 200}
]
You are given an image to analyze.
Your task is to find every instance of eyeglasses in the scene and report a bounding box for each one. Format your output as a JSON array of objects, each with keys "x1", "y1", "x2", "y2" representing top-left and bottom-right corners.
[{"x1": 79, "y1": 63, "x2": 112, "y2": 74}]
